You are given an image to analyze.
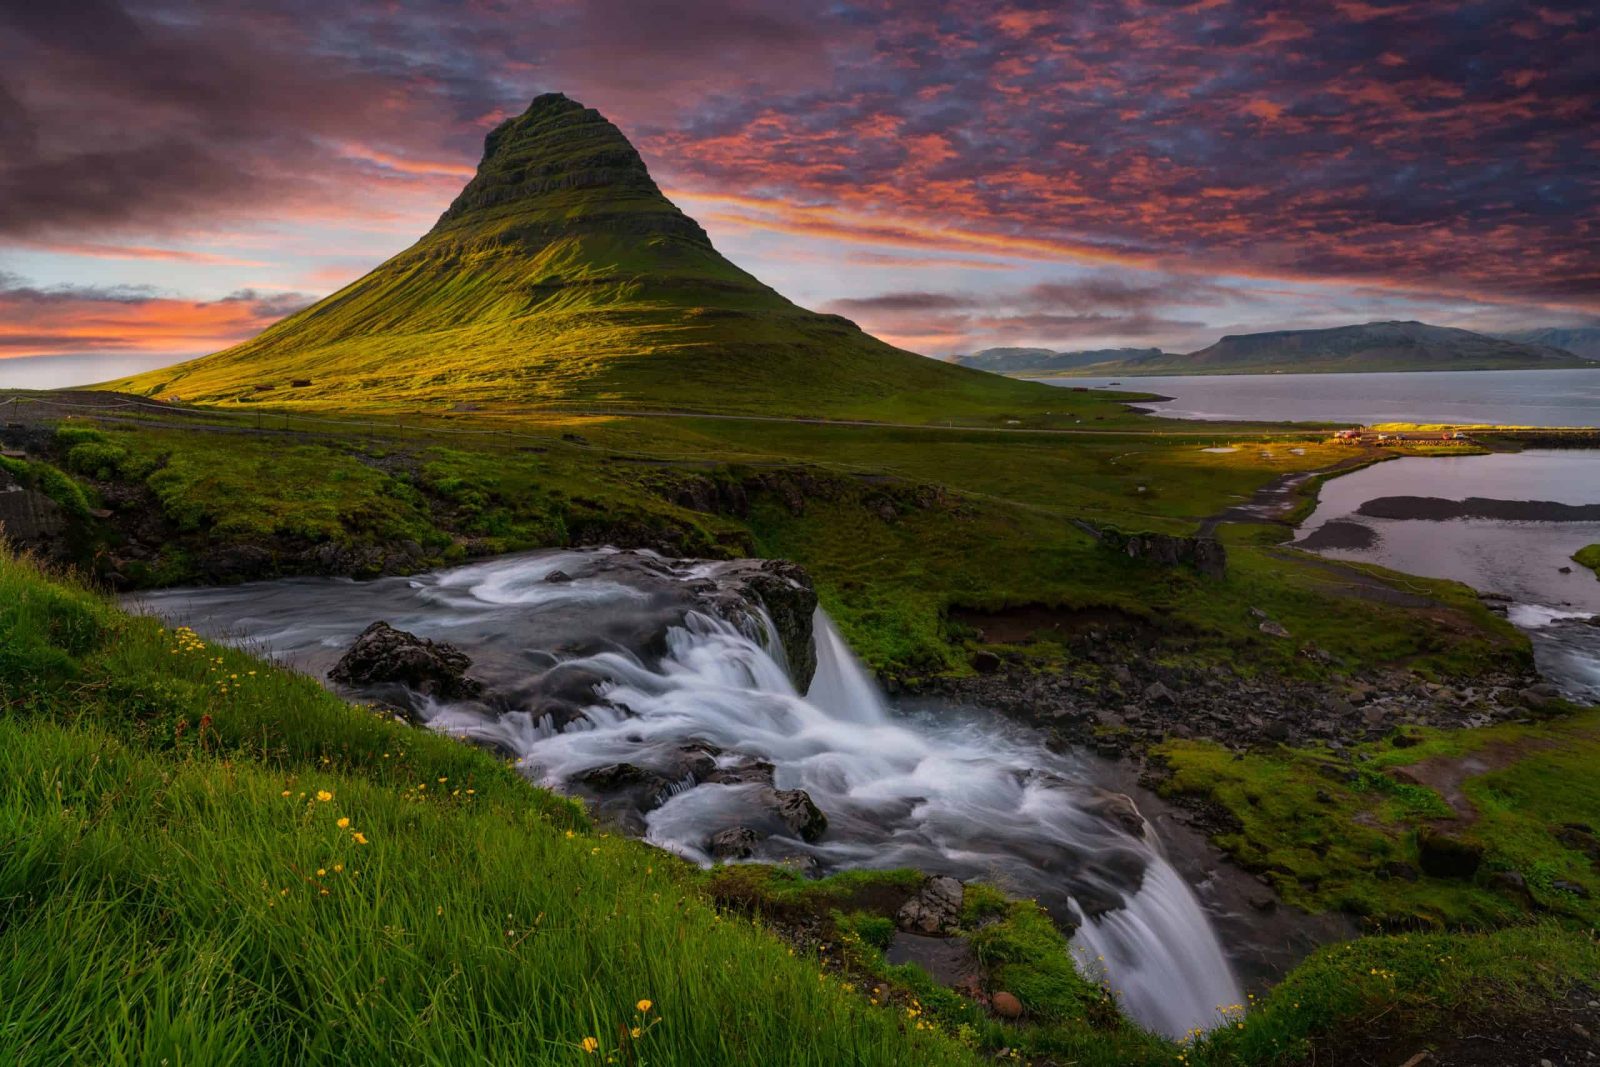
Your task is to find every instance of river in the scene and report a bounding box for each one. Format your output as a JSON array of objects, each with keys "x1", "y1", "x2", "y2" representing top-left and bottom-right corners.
[{"x1": 129, "y1": 549, "x2": 1244, "y2": 1040}]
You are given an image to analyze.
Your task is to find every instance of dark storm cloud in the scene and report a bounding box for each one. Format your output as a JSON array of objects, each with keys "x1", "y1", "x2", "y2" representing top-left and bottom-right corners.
[
  {"x1": 827, "y1": 292, "x2": 977, "y2": 313},
  {"x1": 0, "y1": 0, "x2": 1595, "y2": 309}
]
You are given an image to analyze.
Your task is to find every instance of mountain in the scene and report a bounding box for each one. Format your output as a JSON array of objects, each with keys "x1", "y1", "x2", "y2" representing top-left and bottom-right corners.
[
  {"x1": 104, "y1": 94, "x2": 1050, "y2": 418},
  {"x1": 1496, "y1": 327, "x2": 1600, "y2": 361},
  {"x1": 1045, "y1": 321, "x2": 1595, "y2": 376},
  {"x1": 949, "y1": 347, "x2": 1165, "y2": 374}
]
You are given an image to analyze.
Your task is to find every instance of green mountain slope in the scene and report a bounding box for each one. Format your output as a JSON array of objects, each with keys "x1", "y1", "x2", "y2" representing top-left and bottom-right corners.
[{"x1": 104, "y1": 94, "x2": 1056, "y2": 419}]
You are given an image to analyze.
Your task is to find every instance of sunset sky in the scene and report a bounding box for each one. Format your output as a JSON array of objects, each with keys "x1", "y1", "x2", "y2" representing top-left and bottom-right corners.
[{"x1": 1, "y1": 0, "x2": 1595, "y2": 384}]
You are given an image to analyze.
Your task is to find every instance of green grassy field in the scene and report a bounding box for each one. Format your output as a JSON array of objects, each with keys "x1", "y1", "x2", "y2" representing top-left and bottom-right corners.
[{"x1": 17, "y1": 408, "x2": 1527, "y2": 683}]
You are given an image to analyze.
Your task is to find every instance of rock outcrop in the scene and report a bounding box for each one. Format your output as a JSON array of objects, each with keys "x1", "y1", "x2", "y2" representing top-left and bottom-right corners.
[
  {"x1": 711, "y1": 559, "x2": 820, "y2": 690},
  {"x1": 1077, "y1": 521, "x2": 1227, "y2": 579},
  {"x1": 896, "y1": 875, "x2": 965, "y2": 935},
  {"x1": 328, "y1": 621, "x2": 482, "y2": 699},
  {"x1": 0, "y1": 465, "x2": 68, "y2": 547}
]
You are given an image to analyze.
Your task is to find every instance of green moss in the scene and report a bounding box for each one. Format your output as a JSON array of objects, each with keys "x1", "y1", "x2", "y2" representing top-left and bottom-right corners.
[
  {"x1": 0, "y1": 455, "x2": 92, "y2": 517},
  {"x1": 1155, "y1": 714, "x2": 1600, "y2": 926},
  {"x1": 1574, "y1": 543, "x2": 1600, "y2": 578}
]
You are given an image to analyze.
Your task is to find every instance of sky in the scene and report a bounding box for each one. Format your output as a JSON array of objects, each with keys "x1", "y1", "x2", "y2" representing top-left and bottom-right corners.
[{"x1": 0, "y1": 0, "x2": 1596, "y2": 385}]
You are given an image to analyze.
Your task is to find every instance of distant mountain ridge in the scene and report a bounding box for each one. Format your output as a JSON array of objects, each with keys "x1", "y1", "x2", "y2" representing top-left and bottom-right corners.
[
  {"x1": 1496, "y1": 327, "x2": 1600, "y2": 361},
  {"x1": 102, "y1": 93, "x2": 1053, "y2": 417},
  {"x1": 949, "y1": 347, "x2": 1164, "y2": 374},
  {"x1": 955, "y1": 321, "x2": 1597, "y2": 377}
]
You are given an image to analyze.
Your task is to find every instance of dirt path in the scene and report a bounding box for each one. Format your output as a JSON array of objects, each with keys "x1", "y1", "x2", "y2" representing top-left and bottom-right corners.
[
  {"x1": 1390, "y1": 736, "x2": 1561, "y2": 823},
  {"x1": 1196, "y1": 453, "x2": 1380, "y2": 538}
]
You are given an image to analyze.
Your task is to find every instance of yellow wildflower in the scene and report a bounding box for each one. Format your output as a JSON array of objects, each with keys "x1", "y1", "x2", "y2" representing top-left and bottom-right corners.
[
  {"x1": 337, "y1": 817, "x2": 351, "y2": 829},
  {"x1": 580, "y1": 1037, "x2": 599, "y2": 1054},
  {"x1": 636, "y1": 999, "x2": 652, "y2": 1013},
  {"x1": 352, "y1": 832, "x2": 369, "y2": 845},
  {"x1": 316, "y1": 790, "x2": 333, "y2": 802}
]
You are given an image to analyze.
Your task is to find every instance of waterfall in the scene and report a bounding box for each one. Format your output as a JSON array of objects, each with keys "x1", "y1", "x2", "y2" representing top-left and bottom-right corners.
[{"x1": 131, "y1": 550, "x2": 1243, "y2": 1039}]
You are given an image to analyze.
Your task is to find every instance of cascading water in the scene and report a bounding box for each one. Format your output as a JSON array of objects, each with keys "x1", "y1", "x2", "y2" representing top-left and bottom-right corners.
[{"x1": 131, "y1": 548, "x2": 1242, "y2": 1038}]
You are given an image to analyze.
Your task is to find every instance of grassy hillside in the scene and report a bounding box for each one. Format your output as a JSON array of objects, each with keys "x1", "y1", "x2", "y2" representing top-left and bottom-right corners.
[
  {"x1": 101, "y1": 95, "x2": 1060, "y2": 421},
  {"x1": 0, "y1": 548, "x2": 982, "y2": 1065}
]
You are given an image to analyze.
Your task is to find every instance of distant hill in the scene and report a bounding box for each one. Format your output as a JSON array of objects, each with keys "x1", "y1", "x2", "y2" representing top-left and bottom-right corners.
[
  {"x1": 1496, "y1": 327, "x2": 1600, "y2": 361},
  {"x1": 102, "y1": 94, "x2": 1056, "y2": 419},
  {"x1": 1035, "y1": 321, "x2": 1597, "y2": 377},
  {"x1": 949, "y1": 347, "x2": 1165, "y2": 374}
]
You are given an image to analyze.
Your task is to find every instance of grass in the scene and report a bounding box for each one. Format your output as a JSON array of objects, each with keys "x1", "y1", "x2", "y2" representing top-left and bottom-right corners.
[
  {"x1": 16, "y1": 409, "x2": 1530, "y2": 686},
  {"x1": 0, "y1": 548, "x2": 983, "y2": 1066},
  {"x1": 1153, "y1": 712, "x2": 1600, "y2": 927}
]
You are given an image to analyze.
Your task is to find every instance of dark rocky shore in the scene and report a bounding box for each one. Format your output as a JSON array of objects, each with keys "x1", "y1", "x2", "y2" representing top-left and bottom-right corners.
[{"x1": 914, "y1": 652, "x2": 1547, "y2": 759}]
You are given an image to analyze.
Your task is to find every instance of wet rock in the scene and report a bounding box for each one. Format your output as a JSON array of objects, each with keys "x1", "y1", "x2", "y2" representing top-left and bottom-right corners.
[
  {"x1": 708, "y1": 826, "x2": 763, "y2": 860},
  {"x1": 1259, "y1": 619, "x2": 1292, "y2": 639},
  {"x1": 1417, "y1": 830, "x2": 1483, "y2": 879},
  {"x1": 662, "y1": 743, "x2": 720, "y2": 782},
  {"x1": 328, "y1": 621, "x2": 482, "y2": 699},
  {"x1": 710, "y1": 558, "x2": 820, "y2": 691},
  {"x1": 1520, "y1": 683, "x2": 1562, "y2": 710},
  {"x1": 991, "y1": 991, "x2": 1023, "y2": 1019},
  {"x1": 971, "y1": 650, "x2": 1002, "y2": 674},
  {"x1": 544, "y1": 569, "x2": 573, "y2": 583},
  {"x1": 768, "y1": 788, "x2": 828, "y2": 842},
  {"x1": 575, "y1": 762, "x2": 662, "y2": 791},
  {"x1": 896, "y1": 875, "x2": 964, "y2": 935},
  {"x1": 1552, "y1": 879, "x2": 1592, "y2": 899},
  {"x1": 1085, "y1": 789, "x2": 1147, "y2": 839},
  {"x1": 703, "y1": 757, "x2": 776, "y2": 787}
]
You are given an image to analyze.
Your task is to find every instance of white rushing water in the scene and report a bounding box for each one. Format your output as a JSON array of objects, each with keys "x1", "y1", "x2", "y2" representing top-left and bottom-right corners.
[{"x1": 132, "y1": 550, "x2": 1242, "y2": 1038}]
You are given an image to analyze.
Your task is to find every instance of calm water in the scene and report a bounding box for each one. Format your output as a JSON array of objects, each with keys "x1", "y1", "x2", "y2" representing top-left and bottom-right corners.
[
  {"x1": 1296, "y1": 450, "x2": 1600, "y2": 700},
  {"x1": 1048, "y1": 369, "x2": 1600, "y2": 426},
  {"x1": 0, "y1": 354, "x2": 178, "y2": 389}
]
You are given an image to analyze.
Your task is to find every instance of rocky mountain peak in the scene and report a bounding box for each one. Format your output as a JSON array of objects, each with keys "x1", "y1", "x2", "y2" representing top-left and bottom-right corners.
[{"x1": 429, "y1": 92, "x2": 710, "y2": 246}]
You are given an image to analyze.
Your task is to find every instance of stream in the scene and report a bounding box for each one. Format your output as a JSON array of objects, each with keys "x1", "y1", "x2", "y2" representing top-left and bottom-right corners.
[{"x1": 131, "y1": 548, "x2": 1243, "y2": 1040}]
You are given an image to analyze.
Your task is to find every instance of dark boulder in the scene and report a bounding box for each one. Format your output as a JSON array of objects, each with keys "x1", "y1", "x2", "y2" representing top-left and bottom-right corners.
[
  {"x1": 714, "y1": 559, "x2": 820, "y2": 691},
  {"x1": 1417, "y1": 830, "x2": 1483, "y2": 879},
  {"x1": 328, "y1": 621, "x2": 483, "y2": 699},
  {"x1": 708, "y1": 826, "x2": 763, "y2": 860},
  {"x1": 971, "y1": 650, "x2": 1002, "y2": 674},
  {"x1": 767, "y1": 787, "x2": 828, "y2": 842}
]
